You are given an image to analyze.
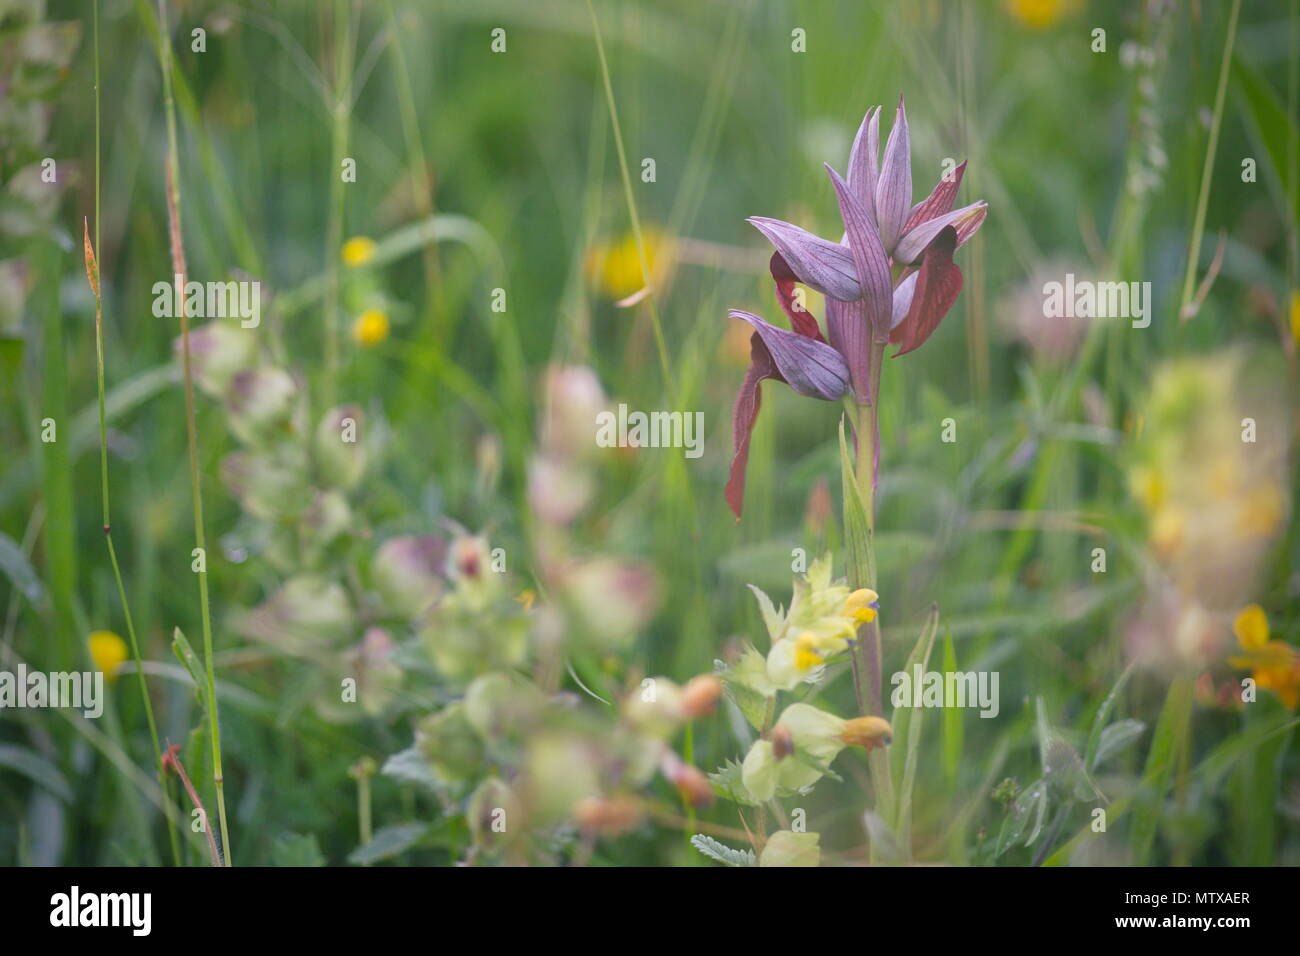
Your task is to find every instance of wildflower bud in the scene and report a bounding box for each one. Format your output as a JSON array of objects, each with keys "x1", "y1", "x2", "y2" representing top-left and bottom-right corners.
[
  {"x1": 527, "y1": 453, "x2": 593, "y2": 526},
  {"x1": 467, "y1": 777, "x2": 519, "y2": 846},
  {"x1": 565, "y1": 559, "x2": 659, "y2": 650},
  {"x1": 803, "y1": 477, "x2": 832, "y2": 537},
  {"x1": 540, "y1": 365, "x2": 606, "y2": 459},
  {"x1": 623, "y1": 678, "x2": 684, "y2": 738},
  {"x1": 226, "y1": 366, "x2": 297, "y2": 445},
  {"x1": 343, "y1": 627, "x2": 401, "y2": 717},
  {"x1": 372, "y1": 535, "x2": 445, "y2": 619},
  {"x1": 680, "y1": 674, "x2": 723, "y2": 718},
  {"x1": 416, "y1": 703, "x2": 484, "y2": 784},
  {"x1": 446, "y1": 533, "x2": 491, "y2": 583},
  {"x1": 464, "y1": 670, "x2": 542, "y2": 742},
  {"x1": 660, "y1": 752, "x2": 714, "y2": 810},
  {"x1": 770, "y1": 723, "x2": 794, "y2": 760},
  {"x1": 839, "y1": 715, "x2": 893, "y2": 751},
  {"x1": 313, "y1": 404, "x2": 366, "y2": 489},
  {"x1": 180, "y1": 321, "x2": 258, "y2": 398},
  {"x1": 221, "y1": 448, "x2": 311, "y2": 521},
  {"x1": 758, "y1": 830, "x2": 820, "y2": 868},
  {"x1": 235, "y1": 574, "x2": 355, "y2": 654},
  {"x1": 572, "y1": 795, "x2": 644, "y2": 836},
  {"x1": 300, "y1": 490, "x2": 351, "y2": 558}
]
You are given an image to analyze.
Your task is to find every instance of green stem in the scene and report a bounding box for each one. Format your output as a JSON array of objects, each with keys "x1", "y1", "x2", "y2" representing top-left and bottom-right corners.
[
  {"x1": 585, "y1": 0, "x2": 674, "y2": 398},
  {"x1": 852, "y1": 340, "x2": 894, "y2": 830},
  {"x1": 1177, "y1": 0, "x2": 1241, "y2": 319},
  {"x1": 93, "y1": 0, "x2": 181, "y2": 868},
  {"x1": 155, "y1": 0, "x2": 232, "y2": 865},
  {"x1": 324, "y1": 0, "x2": 354, "y2": 407}
]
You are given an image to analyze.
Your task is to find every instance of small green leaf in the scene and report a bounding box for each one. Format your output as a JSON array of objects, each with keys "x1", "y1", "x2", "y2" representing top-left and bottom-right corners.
[
  {"x1": 0, "y1": 533, "x2": 42, "y2": 603},
  {"x1": 1130, "y1": 675, "x2": 1194, "y2": 865},
  {"x1": 690, "y1": 834, "x2": 756, "y2": 867},
  {"x1": 708, "y1": 758, "x2": 760, "y2": 806},
  {"x1": 270, "y1": 832, "x2": 326, "y2": 867},
  {"x1": 171, "y1": 627, "x2": 206, "y2": 707},
  {"x1": 347, "y1": 823, "x2": 428, "y2": 865},
  {"x1": 381, "y1": 745, "x2": 445, "y2": 795},
  {"x1": 1094, "y1": 719, "x2": 1146, "y2": 767},
  {"x1": 0, "y1": 745, "x2": 73, "y2": 802},
  {"x1": 1085, "y1": 662, "x2": 1134, "y2": 771}
]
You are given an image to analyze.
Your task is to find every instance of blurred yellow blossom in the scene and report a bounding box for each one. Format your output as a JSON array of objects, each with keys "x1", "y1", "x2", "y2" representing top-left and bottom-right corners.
[
  {"x1": 1228, "y1": 605, "x2": 1300, "y2": 710},
  {"x1": 352, "y1": 308, "x2": 390, "y2": 347},
  {"x1": 1004, "y1": 0, "x2": 1081, "y2": 29},
  {"x1": 585, "y1": 228, "x2": 674, "y2": 299},
  {"x1": 88, "y1": 630, "x2": 128, "y2": 681},
  {"x1": 1128, "y1": 353, "x2": 1289, "y2": 609},
  {"x1": 341, "y1": 236, "x2": 377, "y2": 267}
]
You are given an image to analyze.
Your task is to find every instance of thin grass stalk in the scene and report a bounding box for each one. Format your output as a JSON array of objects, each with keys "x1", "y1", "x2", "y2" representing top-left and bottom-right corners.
[
  {"x1": 154, "y1": 0, "x2": 232, "y2": 866},
  {"x1": 584, "y1": 0, "x2": 674, "y2": 397},
  {"x1": 90, "y1": 0, "x2": 181, "y2": 867},
  {"x1": 383, "y1": 0, "x2": 445, "y2": 336},
  {"x1": 323, "y1": 0, "x2": 354, "y2": 407},
  {"x1": 1177, "y1": 0, "x2": 1242, "y2": 320}
]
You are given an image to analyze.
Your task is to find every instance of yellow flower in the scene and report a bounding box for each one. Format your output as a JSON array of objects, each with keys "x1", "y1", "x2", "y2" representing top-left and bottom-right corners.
[
  {"x1": 1234, "y1": 604, "x2": 1269, "y2": 650},
  {"x1": 88, "y1": 630, "x2": 128, "y2": 682},
  {"x1": 1238, "y1": 483, "x2": 1284, "y2": 538},
  {"x1": 341, "y1": 236, "x2": 377, "y2": 267},
  {"x1": 586, "y1": 229, "x2": 672, "y2": 299},
  {"x1": 793, "y1": 632, "x2": 823, "y2": 672},
  {"x1": 841, "y1": 588, "x2": 879, "y2": 624},
  {"x1": 1149, "y1": 506, "x2": 1185, "y2": 557},
  {"x1": 1129, "y1": 467, "x2": 1165, "y2": 511},
  {"x1": 1004, "y1": 0, "x2": 1080, "y2": 29},
  {"x1": 1229, "y1": 605, "x2": 1300, "y2": 711},
  {"x1": 352, "y1": 308, "x2": 390, "y2": 347}
]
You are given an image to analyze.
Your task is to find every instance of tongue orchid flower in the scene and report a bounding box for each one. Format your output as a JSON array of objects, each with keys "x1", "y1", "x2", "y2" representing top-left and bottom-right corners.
[{"x1": 726, "y1": 96, "x2": 987, "y2": 519}]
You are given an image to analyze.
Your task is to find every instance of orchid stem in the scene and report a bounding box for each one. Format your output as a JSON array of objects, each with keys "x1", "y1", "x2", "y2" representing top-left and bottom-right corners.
[{"x1": 853, "y1": 341, "x2": 894, "y2": 830}]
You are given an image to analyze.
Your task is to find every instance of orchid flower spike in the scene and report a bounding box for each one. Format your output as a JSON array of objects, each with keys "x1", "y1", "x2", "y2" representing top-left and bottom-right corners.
[{"x1": 726, "y1": 95, "x2": 987, "y2": 519}]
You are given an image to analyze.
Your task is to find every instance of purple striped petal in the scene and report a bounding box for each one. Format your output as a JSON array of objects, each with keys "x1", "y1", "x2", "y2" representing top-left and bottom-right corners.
[
  {"x1": 891, "y1": 272, "x2": 918, "y2": 330},
  {"x1": 874, "y1": 94, "x2": 912, "y2": 255},
  {"x1": 954, "y1": 203, "x2": 987, "y2": 248},
  {"x1": 826, "y1": 164, "x2": 893, "y2": 400},
  {"x1": 889, "y1": 226, "x2": 963, "y2": 357},
  {"x1": 729, "y1": 310, "x2": 850, "y2": 401},
  {"x1": 894, "y1": 200, "x2": 988, "y2": 265},
  {"x1": 726, "y1": 334, "x2": 780, "y2": 520},
  {"x1": 847, "y1": 106, "x2": 880, "y2": 228},
  {"x1": 747, "y1": 217, "x2": 860, "y2": 301},
  {"x1": 905, "y1": 160, "x2": 967, "y2": 233}
]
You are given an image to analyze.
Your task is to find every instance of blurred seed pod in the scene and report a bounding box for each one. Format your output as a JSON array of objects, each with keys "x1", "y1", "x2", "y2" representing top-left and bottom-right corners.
[
  {"x1": 226, "y1": 366, "x2": 297, "y2": 445},
  {"x1": 179, "y1": 321, "x2": 259, "y2": 398},
  {"x1": 371, "y1": 534, "x2": 446, "y2": 619},
  {"x1": 313, "y1": 404, "x2": 367, "y2": 489}
]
